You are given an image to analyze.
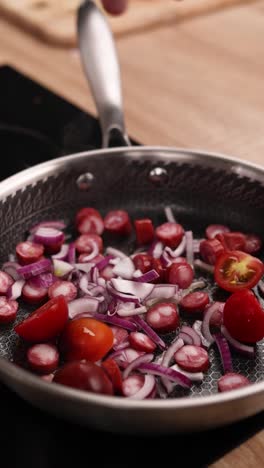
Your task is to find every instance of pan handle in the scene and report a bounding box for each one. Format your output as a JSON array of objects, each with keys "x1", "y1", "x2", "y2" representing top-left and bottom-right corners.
[{"x1": 77, "y1": 0, "x2": 131, "y2": 148}]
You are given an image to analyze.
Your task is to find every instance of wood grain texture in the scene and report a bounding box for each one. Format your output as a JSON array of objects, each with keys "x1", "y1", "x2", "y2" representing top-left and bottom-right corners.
[
  {"x1": 0, "y1": 0, "x2": 257, "y2": 46},
  {"x1": 0, "y1": 1, "x2": 263, "y2": 466}
]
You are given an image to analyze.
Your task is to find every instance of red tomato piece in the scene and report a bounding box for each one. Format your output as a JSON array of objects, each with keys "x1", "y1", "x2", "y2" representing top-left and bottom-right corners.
[
  {"x1": 27, "y1": 343, "x2": 59, "y2": 374},
  {"x1": 48, "y1": 280, "x2": 77, "y2": 303},
  {"x1": 167, "y1": 262, "x2": 194, "y2": 289},
  {"x1": 53, "y1": 360, "x2": 113, "y2": 395},
  {"x1": 16, "y1": 241, "x2": 44, "y2": 265},
  {"x1": 75, "y1": 207, "x2": 104, "y2": 235},
  {"x1": 75, "y1": 233, "x2": 103, "y2": 254},
  {"x1": 129, "y1": 331, "x2": 157, "y2": 352},
  {"x1": 104, "y1": 210, "x2": 132, "y2": 236},
  {"x1": 217, "y1": 372, "x2": 251, "y2": 393},
  {"x1": 174, "y1": 345, "x2": 210, "y2": 372},
  {"x1": 0, "y1": 271, "x2": 14, "y2": 294},
  {"x1": 134, "y1": 219, "x2": 155, "y2": 245},
  {"x1": 214, "y1": 250, "x2": 264, "y2": 292},
  {"x1": 223, "y1": 289, "x2": 264, "y2": 343},
  {"x1": 101, "y1": 358, "x2": 123, "y2": 394},
  {"x1": 243, "y1": 234, "x2": 262, "y2": 255},
  {"x1": 146, "y1": 302, "x2": 179, "y2": 333},
  {"x1": 60, "y1": 317, "x2": 114, "y2": 362},
  {"x1": 179, "y1": 291, "x2": 210, "y2": 314},
  {"x1": 0, "y1": 296, "x2": 18, "y2": 324},
  {"x1": 199, "y1": 239, "x2": 225, "y2": 265},
  {"x1": 133, "y1": 253, "x2": 152, "y2": 274},
  {"x1": 216, "y1": 232, "x2": 246, "y2": 251},
  {"x1": 155, "y1": 222, "x2": 184, "y2": 249},
  {"x1": 14, "y1": 295, "x2": 68, "y2": 342},
  {"x1": 205, "y1": 224, "x2": 230, "y2": 239}
]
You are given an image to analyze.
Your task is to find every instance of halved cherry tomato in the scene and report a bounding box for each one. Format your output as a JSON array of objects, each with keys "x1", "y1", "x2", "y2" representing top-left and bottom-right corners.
[
  {"x1": 215, "y1": 232, "x2": 246, "y2": 251},
  {"x1": 15, "y1": 295, "x2": 68, "y2": 342},
  {"x1": 60, "y1": 317, "x2": 114, "y2": 362},
  {"x1": 214, "y1": 250, "x2": 264, "y2": 292},
  {"x1": 223, "y1": 289, "x2": 264, "y2": 343}
]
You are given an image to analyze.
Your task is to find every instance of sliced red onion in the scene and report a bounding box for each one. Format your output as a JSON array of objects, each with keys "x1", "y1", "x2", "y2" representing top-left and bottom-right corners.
[
  {"x1": 95, "y1": 255, "x2": 113, "y2": 271},
  {"x1": 192, "y1": 320, "x2": 211, "y2": 348},
  {"x1": 185, "y1": 231, "x2": 194, "y2": 266},
  {"x1": 148, "y1": 240, "x2": 164, "y2": 259},
  {"x1": 146, "y1": 284, "x2": 177, "y2": 302},
  {"x1": 17, "y1": 258, "x2": 52, "y2": 280},
  {"x1": 113, "y1": 339, "x2": 130, "y2": 351},
  {"x1": 107, "y1": 284, "x2": 140, "y2": 304},
  {"x1": 107, "y1": 345, "x2": 131, "y2": 361},
  {"x1": 2, "y1": 261, "x2": 21, "y2": 281},
  {"x1": 221, "y1": 325, "x2": 255, "y2": 357},
  {"x1": 178, "y1": 332, "x2": 193, "y2": 345},
  {"x1": 112, "y1": 257, "x2": 135, "y2": 280},
  {"x1": 214, "y1": 332, "x2": 233, "y2": 373},
  {"x1": 30, "y1": 220, "x2": 67, "y2": 234},
  {"x1": 79, "y1": 274, "x2": 95, "y2": 296},
  {"x1": 164, "y1": 206, "x2": 177, "y2": 223},
  {"x1": 180, "y1": 325, "x2": 202, "y2": 346},
  {"x1": 94, "y1": 313, "x2": 138, "y2": 331},
  {"x1": 33, "y1": 227, "x2": 65, "y2": 246},
  {"x1": 67, "y1": 242, "x2": 76, "y2": 264},
  {"x1": 162, "y1": 338, "x2": 184, "y2": 368},
  {"x1": 68, "y1": 297, "x2": 100, "y2": 319},
  {"x1": 74, "y1": 263, "x2": 93, "y2": 274},
  {"x1": 105, "y1": 247, "x2": 128, "y2": 259},
  {"x1": 164, "y1": 236, "x2": 186, "y2": 258},
  {"x1": 89, "y1": 266, "x2": 99, "y2": 284},
  {"x1": 135, "y1": 269, "x2": 160, "y2": 283},
  {"x1": 97, "y1": 277, "x2": 106, "y2": 288},
  {"x1": 133, "y1": 269, "x2": 143, "y2": 278},
  {"x1": 126, "y1": 375, "x2": 156, "y2": 400},
  {"x1": 188, "y1": 280, "x2": 206, "y2": 292},
  {"x1": 30, "y1": 272, "x2": 55, "y2": 288},
  {"x1": 51, "y1": 244, "x2": 69, "y2": 261},
  {"x1": 8, "y1": 253, "x2": 16, "y2": 262},
  {"x1": 193, "y1": 238, "x2": 205, "y2": 254},
  {"x1": 202, "y1": 302, "x2": 220, "y2": 345},
  {"x1": 170, "y1": 364, "x2": 204, "y2": 382},
  {"x1": 194, "y1": 259, "x2": 214, "y2": 274},
  {"x1": 111, "y1": 278, "x2": 154, "y2": 301},
  {"x1": 138, "y1": 362, "x2": 192, "y2": 388},
  {"x1": 123, "y1": 353, "x2": 154, "y2": 379},
  {"x1": 117, "y1": 305, "x2": 147, "y2": 317},
  {"x1": 160, "y1": 250, "x2": 172, "y2": 267},
  {"x1": 7, "y1": 278, "x2": 25, "y2": 300},
  {"x1": 132, "y1": 315, "x2": 166, "y2": 350},
  {"x1": 53, "y1": 259, "x2": 74, "y2": 278}
]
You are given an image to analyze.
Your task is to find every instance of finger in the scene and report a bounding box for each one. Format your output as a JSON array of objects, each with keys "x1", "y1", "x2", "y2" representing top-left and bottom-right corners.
[{"x1": 101, "y1": 0, "x2": 128, "y2": 15}]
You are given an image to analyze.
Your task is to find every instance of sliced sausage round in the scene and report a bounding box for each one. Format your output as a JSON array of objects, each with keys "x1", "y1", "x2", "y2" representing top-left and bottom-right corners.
[
  {"x1": 174, "y1": 345, "x2": 210, "y2": 372},
  {"x1": 122, "y1": 374, "x2": 145, "y2": 397},
  {"x1": 146, "y1": 302, "x2": 179, "y2": 333},
  {"x1": 155, "y1": 222, "x2": 184, "y2": 249},
  {"x1": 134, "y1": 219, "x2": 154, "y2": 245},
  {"x1": 75, "y1": 233, "x2": 103, "y2": 254},
  {"x1": 167, "y1": 262, "x2": 194, "y2": 289},
  {"x1": 129, "y1": 331, "x2": 157, "y2": 352},
  {"x1": 244, "y1": 234, "x2": 262, "y2": 255},
  {"x1": 133, "y1": 253, "x2": 152, "y2": 274},
  {"x1": 0, "y1": 271, "x2": 14, "y2": 294},
  {"x1": 217, "y1": 372, "x2": 251, "y2": 393},
  {"x1": 179, "y1": 291, "x2": 210, "y2": 314},
  {"x1": 104, "y1": 210, "x2": 132, "y2": 236},
  {"x1": 199, "y1": 239, "x2": 225, "y2": 265},
  {"x1": 76, "y1": 208, "x2": 104, "y2": 236},
  {"x1": 16, "y1": 241, "x2": 44, "y2": 265},
  {"x1": 22, "y1": 280, "x2": 48, "y2": 304},
  {"x1": 205, "y1": 224, "x2": 230, "y2": 240},
  {"x1": 27, "y1": 343, "x2": 59, "y2": 374},
  {"x1": 48, "y1": 280, "x2": 77, "y2": 303},
  {"x1": 0, "y1": 296, "x2": 19, "y2": 324}
]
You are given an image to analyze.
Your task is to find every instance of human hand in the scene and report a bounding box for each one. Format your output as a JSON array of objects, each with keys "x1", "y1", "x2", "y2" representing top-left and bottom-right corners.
[{"x1": 101, "y1": 0, "x2": 128, "y2": 15}]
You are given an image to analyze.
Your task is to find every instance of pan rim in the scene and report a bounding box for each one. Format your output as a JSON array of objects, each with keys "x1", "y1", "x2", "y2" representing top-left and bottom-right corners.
[{"x1": 0, "y1": 145, "x2": 263, "y2": 412}]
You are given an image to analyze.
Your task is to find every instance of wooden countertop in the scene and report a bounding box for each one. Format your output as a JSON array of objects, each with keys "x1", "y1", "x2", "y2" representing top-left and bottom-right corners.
[{"x1": 0, "y1": 1, "x2": 263, "y2": 466}]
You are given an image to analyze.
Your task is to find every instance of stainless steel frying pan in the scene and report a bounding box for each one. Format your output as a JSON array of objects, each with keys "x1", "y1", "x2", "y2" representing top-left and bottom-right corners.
[{"x1": 0, "y1": 0, "x2": 263, "y2": 434}]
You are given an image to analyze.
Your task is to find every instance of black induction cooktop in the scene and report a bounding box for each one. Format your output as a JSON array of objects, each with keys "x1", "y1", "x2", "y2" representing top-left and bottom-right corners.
[{"x1": 0, "y1": 65, "x2": 263, "y2": 468}]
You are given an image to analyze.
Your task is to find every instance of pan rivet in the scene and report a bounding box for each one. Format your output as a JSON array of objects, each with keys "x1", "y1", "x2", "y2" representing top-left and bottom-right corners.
[
  {"x1": 149, "y1": 167, "x2": 169, "y2": 185},
  {"x1": 76, "y1": 172, "x2": 94, "y2": 191}
]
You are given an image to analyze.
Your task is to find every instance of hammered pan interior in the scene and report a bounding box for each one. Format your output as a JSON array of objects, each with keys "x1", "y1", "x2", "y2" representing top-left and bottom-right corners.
[{"x1": 0, "y1": 147, "x2": 263, "y2": 401}]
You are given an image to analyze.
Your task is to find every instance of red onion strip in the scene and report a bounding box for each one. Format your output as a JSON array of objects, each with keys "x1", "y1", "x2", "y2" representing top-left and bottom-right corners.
[
  {"x1": 117, "y1": 305, "x2": 147, "y2": 317},
  {"x1": 94, "y1": 313, "x2": 138, "y2": 331},
  {"x1": 214, "y1": 332, "x2": 233, "y2": 374},
  {"x1": 185, "y1": 231, "x2": 194, "y2": 266},
  {"x1": 127, "y1": 375, "x2": 156, "y2": 400},
  {"x1": 194, "y1": 259, "x2": 214, "y2": 274},
  {"x1": 17, "y1": 258, "x2": 52, "y2": 280},
  {"x1": 170, "y1": 364, "x2": 204, "y2": 382},
  {"x1": 202, "y1": 302, "x2": 220, "y2": 345},
  {"x1": 135, "y1": 269, "x2": 159, "y2": 283},
  {"x1": 164, "y1": 236, "x2": 186, "y2": 258},
  {"x1": 164, "y1": 206, "x2": 177, "y2": 223},
  {"x1": 221, "y1": 325, "x2": 255, "y2": 357},
  {"x1": 123, "y1": 353, "x2": 154, "y2": 379},
  {"x1": 7, "y1": 278, "x2": 25, "y2": 300},
  {"x1": 132, "y1": 315, "x2": 166, "y2": 350},
  {"x1": 138, "y1": 362, "x2": 192, "y2": 388},
  {"x1": 180, "y1": 325, "x2": 202, "y2": 346}
]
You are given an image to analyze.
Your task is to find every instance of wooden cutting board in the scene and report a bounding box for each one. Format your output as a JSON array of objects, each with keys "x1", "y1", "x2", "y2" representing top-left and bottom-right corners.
[{"x1": 0, "y1": 0, "x2": 256, "y2": 47}]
